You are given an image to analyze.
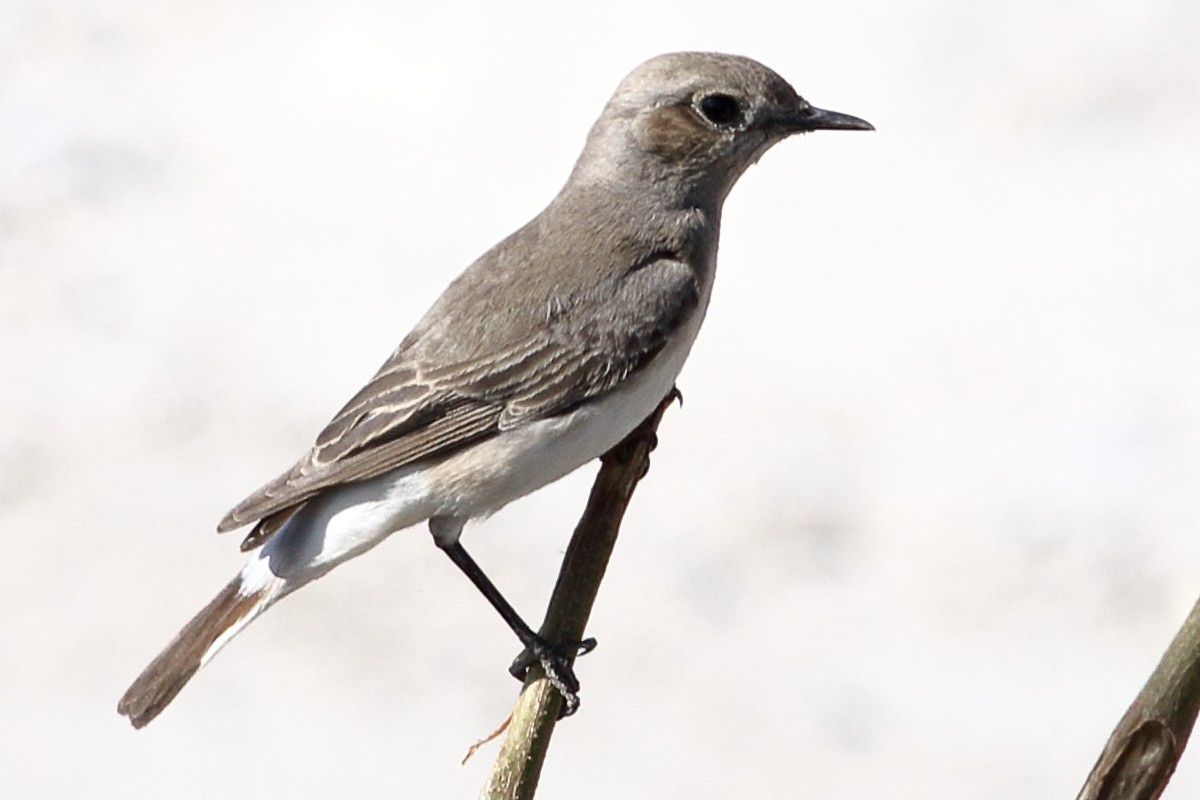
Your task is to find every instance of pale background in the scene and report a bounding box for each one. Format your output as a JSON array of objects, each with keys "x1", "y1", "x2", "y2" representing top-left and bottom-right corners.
[{"x1": 3, "y1": 1, "x2": 1199, "y2": 797}]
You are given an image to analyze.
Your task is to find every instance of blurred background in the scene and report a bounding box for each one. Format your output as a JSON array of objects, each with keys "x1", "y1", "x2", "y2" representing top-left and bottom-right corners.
[{"x1": 3, "y1": 0, "x2": 1199, "y2": 797}]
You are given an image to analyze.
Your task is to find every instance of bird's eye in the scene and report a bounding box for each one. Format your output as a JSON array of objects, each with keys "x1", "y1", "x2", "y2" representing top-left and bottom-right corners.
[{"x1": 696, "y1": 93, "x2": 742, "y2": 126}]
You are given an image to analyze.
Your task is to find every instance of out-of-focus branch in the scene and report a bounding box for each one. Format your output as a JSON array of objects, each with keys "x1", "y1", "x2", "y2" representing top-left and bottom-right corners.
[
  {"x1": 480, "y1": 390, "x2": 677, "y2": 800},
  {"x1": 1077, "y1": 593, "x2": 1200, "y2": 800}
]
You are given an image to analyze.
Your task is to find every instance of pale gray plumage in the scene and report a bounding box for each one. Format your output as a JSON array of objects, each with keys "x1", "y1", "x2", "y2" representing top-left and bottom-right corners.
[{"x1": 119, "y1": 51, "x2": 872, "y2": 728}]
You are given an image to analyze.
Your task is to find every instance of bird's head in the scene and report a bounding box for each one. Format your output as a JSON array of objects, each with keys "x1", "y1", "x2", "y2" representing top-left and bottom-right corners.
[{"x1": 573, "y1": 52, "x2": 873, "y2": 205}]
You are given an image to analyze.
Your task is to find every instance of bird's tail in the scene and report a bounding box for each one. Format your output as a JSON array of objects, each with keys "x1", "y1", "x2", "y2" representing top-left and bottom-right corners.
[{"x1": 118, "y1": 566, "x2": 284, "y2": 728}]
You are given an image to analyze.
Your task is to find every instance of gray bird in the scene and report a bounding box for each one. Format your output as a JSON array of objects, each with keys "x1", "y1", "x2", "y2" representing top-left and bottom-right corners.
[{"x1": 118, "y1": 51, "x2": 872, "y2": 728}]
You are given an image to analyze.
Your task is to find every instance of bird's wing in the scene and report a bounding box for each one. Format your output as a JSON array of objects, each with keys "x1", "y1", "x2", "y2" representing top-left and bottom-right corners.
[{"x1": 218, "y1": 258, "x2": 699, "y2": 533}]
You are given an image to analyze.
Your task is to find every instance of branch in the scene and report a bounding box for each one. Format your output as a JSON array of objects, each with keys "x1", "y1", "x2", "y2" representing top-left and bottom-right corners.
[
  {"x1": 1077, "y1": 592, "x2": 1200, "y2": 800},
  {"x1": 480, "y1": 389, "x2": 677, "y2": 800}
]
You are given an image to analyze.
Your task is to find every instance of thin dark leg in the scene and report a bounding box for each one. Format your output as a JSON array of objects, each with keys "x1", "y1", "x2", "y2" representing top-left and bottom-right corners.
[
  {"x1": 439, "y1": 541, "x2": 541, "y2": 649},
  {"x1": 437, "y1": 540, "x2": 595, "y2": 716}
]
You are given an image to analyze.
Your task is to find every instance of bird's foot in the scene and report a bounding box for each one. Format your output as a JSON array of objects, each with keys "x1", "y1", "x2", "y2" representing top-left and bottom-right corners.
[
  {"x1": 642, "y1": 386, "x2": 684, "y2": 452},
  {"x1": 509, "y1": 635, "x2": 597, "y2": 718}
]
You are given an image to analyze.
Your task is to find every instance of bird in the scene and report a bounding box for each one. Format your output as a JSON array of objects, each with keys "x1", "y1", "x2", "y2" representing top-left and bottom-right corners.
[{"x1": 117, "y1": 51, "x2": 872, "y2": 728}]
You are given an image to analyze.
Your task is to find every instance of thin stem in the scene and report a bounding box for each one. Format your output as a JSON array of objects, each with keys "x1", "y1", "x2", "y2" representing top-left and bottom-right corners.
[{"x1": 1077, "y1": 592, "x2": 1200, "y2": 800}]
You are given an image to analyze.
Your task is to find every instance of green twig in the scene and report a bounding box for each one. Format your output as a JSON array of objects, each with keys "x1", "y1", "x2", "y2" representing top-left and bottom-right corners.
[{"x1": 1077, "y1": 593, "x2": 1200, "y2": 800}]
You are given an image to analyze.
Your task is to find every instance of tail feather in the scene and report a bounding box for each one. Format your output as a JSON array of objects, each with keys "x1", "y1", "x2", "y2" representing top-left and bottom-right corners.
[{"x1": 118, "y1": 573, "x2": 279, "y2": 728}]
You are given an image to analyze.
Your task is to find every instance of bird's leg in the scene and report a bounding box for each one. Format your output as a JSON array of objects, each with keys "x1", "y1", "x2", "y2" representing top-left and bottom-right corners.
[{"x1": 431, "y1": 520, "x2": 594, "y2": 717}]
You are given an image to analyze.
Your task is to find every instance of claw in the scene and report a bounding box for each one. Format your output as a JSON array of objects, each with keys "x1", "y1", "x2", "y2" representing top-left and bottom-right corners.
[
  {"x1": 508, "y1": 648, "x2": 538, "y2": 681},
  {"x1": 509, "y1": 635, "x2": 597, "y2": 718}
]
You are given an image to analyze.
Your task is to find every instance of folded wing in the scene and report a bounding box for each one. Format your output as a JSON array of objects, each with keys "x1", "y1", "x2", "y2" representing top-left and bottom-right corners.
[{"x1": 218, "y1": 257, "x2": 699, "y2": 536}]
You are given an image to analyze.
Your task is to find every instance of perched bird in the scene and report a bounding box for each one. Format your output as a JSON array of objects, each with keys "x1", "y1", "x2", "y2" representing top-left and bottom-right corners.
[{"x1": 118, "y1": 51, "x2": 872, "y2": 728}]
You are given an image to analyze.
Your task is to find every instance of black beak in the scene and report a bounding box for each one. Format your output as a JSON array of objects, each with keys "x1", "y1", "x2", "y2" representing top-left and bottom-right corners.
[{"x1": 783, "y1": 104, "x2": 874, "y2": 133}]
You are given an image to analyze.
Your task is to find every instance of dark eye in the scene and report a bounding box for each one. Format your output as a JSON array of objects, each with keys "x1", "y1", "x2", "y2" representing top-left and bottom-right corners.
[{"x1": 697, "y1": 93, "x2": 742, "y2": 126}]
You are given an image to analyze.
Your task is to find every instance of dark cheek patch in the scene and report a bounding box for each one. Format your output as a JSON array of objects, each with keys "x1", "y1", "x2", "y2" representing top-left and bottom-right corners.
[{"x1": 635, "y1": 106, "x2": 719, "y2": 161}]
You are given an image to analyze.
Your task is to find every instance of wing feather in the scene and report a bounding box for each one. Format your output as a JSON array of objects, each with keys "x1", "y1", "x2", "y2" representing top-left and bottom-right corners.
[{"x1": 219, "y1": 400, "x2": 500, "y2": 530}]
